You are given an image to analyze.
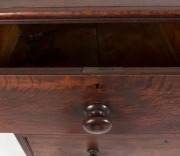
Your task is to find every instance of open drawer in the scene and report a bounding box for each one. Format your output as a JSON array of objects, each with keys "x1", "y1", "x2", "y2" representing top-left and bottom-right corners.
[{"x1": 0, "y1": 23, "x2": 179, "y2": 135}]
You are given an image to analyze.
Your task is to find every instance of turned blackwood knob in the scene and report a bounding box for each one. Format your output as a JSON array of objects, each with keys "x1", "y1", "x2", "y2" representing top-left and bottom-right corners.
[{"x1": 83, "y1": 102, "x2": 112, "y2": 134}]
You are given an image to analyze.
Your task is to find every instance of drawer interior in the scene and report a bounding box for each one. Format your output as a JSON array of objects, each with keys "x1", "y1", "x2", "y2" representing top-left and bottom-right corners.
[{"x1": 0, "y1": 23, "x2": 180, "y2": 67}]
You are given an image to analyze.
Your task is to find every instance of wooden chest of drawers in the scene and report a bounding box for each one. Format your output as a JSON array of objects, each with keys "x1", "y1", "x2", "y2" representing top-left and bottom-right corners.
[{"x1": 0, "y1": 1, "x2": 180, "y2": 156}]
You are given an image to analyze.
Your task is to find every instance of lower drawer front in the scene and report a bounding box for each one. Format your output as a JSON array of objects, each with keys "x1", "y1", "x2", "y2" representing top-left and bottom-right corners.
[{"x1": 24, "y1": 134, "x2": 180, "y2": 156}]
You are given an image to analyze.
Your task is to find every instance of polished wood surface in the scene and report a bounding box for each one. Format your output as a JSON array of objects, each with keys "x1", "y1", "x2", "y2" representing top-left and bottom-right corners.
[
  {"x1": 0, "y1": 1, "x2": 180, "y2": 23},
  {"x1": 0, "y1": 9, "x2": 180, "y2": 21},
  {"x1": 0, "y1": 69, "x2": 179, "y2": 134},
  {"x1": 83, "y1": 103, "x2": 112, "y2": 134},
  {"x1": 24, "y1": 134, "x2": 180, "y2": 156},
  {"x1": 0, "y1": 2, "x2": 179, "y2": 155}
]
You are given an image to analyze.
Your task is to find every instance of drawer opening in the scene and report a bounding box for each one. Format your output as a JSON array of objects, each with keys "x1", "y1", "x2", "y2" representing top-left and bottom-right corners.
[{"x1": 0, "y1": 23, "x2": 180, "y2": 67}]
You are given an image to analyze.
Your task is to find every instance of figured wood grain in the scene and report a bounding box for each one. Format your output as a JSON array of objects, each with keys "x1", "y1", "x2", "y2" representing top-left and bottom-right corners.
[
  {"x1": 0, "y1": 69, "x2": 179, "y2": 134},
  {"x1": 24, "y1": 134, "x2": 180, "y2": 156}
]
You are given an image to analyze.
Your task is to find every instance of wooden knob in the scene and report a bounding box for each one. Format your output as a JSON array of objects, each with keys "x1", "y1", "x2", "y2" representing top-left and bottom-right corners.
[{"x1": 83, "y1": 102, "x2": 112, "y2": 134}]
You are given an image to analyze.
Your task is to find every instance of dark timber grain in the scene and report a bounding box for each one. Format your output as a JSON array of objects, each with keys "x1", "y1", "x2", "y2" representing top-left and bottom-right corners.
[
  {"x1": 1, "y1": 24, "x2": 180, "y2": 67},
  {"x1": 0, "y1": 69, "x2": 179, "y2": 134}
]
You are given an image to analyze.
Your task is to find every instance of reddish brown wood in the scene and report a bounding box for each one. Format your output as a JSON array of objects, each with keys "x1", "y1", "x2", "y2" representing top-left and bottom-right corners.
[
  {"x1": 0, "y1": 25, "x2": 20, "y2": 66},
  {"x1": 0, "y1": 8, "x2": 180, "y2": 19},
  {"x1": 0, "y1": 1, "x2": 180, "y2": 23},
  {"x1": 0, "y1": 68, "x2": 179, "y2": 134},
  {"x1": 0, "y1": 8, "x2": 180, "y2": 24},
  {"x1": 24, "y1": 134, "x2": 180, "y2": 156}
]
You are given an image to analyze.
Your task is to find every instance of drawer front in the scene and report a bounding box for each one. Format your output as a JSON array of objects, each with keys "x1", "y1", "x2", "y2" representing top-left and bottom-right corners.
[
  {"x1": 0, "y1": 68, "x2": 179, "y2": 134},
  {"x1": 23, "y1": 134, "x2": 180, "y2": 156}
]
